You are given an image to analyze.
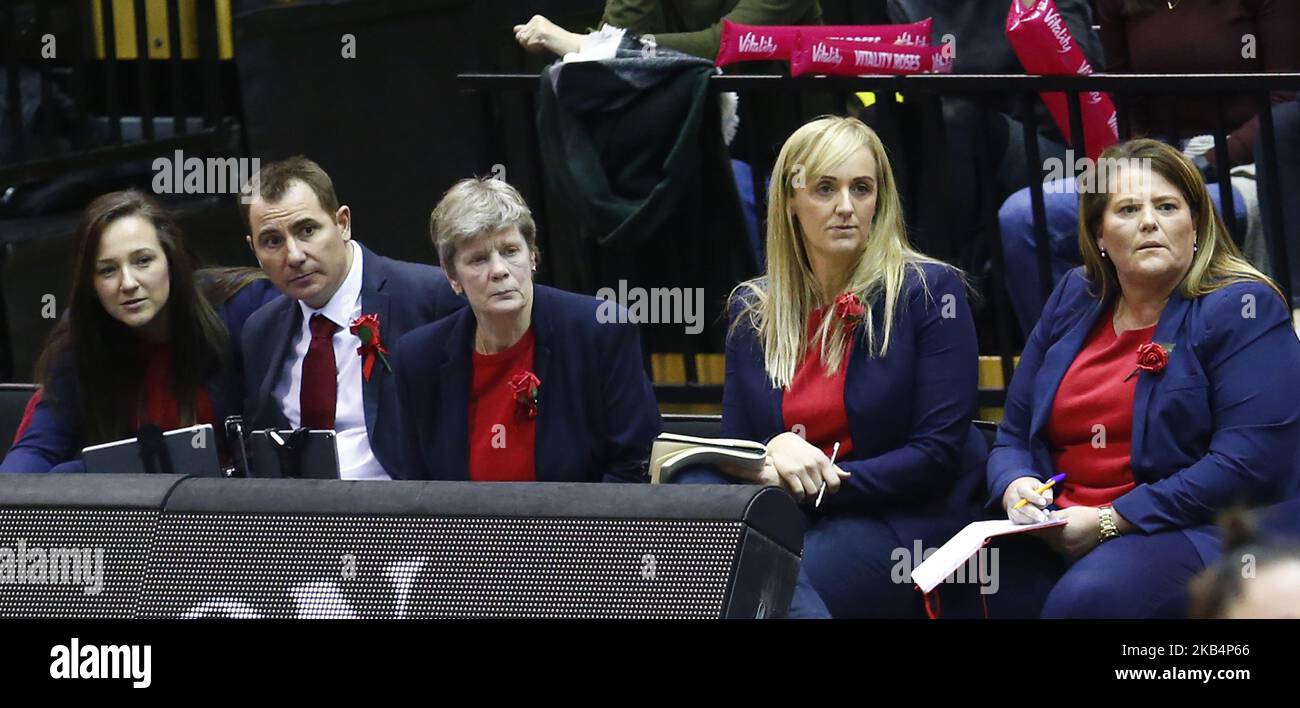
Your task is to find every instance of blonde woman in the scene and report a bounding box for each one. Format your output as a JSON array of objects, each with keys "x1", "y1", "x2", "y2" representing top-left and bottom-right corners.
[
  {"x1": 681, "y1": 116, "x2": 985, "y2": 618},
  {"x1": 989, "y1": 139, "x2": 1300, "y2": 618}
]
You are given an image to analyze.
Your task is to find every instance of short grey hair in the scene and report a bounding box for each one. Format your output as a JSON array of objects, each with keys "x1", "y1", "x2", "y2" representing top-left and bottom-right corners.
[{"x1": 429, "y1": 177, "x2": 537, "y2": 276}]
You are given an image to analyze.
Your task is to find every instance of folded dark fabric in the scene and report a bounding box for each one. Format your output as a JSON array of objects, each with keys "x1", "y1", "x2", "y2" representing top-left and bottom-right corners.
[{"x1": 536, "y1": 43, "x2": 756, "y2": 351}]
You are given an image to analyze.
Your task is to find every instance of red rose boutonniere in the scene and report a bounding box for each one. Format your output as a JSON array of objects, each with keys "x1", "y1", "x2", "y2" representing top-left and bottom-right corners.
[
  {"x1": 508, "y1": 370, "x2": 541, "y2": 419},
  {"x1": 834, "y1": 292, "x2": 866, "y2": 328},
  {"x1": 349, "y1": 314, "x2": 392, "y2": 382},
  {"x1": 1123, "y1": 341, "x2": 1175, "y2": 382}
]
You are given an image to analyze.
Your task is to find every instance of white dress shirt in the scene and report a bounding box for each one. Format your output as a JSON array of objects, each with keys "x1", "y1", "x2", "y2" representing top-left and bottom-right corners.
[{"x1": 274, "y1": 241, "x2": 389, "y2": 480}]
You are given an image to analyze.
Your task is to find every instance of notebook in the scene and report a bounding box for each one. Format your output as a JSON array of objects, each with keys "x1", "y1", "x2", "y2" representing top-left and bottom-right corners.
[
  {"x1": 911, "y1": 518, "x2": 1067, "y2": 593},
  {"x1": 648, "y1": 433, "x2": 767, "y2": 484}
]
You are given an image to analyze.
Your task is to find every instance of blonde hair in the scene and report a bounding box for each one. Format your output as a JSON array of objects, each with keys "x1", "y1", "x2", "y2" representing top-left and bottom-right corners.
[
  {"x1": 731, "y1": 116, "x2": 950, "y2": 389},
  {"x1": 429, "y1": 177, "x2": 537, "y2": 278},
  {"x1": 1078, "y1": 138, "x2": 1282, "y2": 303}
]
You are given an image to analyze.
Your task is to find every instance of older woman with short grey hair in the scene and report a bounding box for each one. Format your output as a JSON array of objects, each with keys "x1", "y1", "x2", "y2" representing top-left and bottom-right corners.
[
  {"x1": 394, "y1": 177, "x2": 661, "y2": 483},
  {"x1": 430, "y1": 177, "x2": 538, "y2": 280}
]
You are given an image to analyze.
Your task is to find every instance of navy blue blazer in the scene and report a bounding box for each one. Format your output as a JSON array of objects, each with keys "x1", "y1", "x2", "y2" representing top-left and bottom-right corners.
[
  {"x1": 1255, "y1": 496, "x2": 1300, "y2": 542},
  {"x1": 240, "y1": 241, "x2": 464, "y2": 476},
  {"x1": 1, "y1": 277, "x2": 281, "y2": 473},
  {"x1": 723, "y1": 262, "x2": 987, "y2": 549},
  {"x1": 393, "y1": 284, "x2": 661, "y2": 483},
  {"x1": 989, "y1": 267, "x2": 1300, "y2": 565}
]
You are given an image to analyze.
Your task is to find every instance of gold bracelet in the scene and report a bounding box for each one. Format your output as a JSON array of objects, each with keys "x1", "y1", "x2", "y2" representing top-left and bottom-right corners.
[{"x1": 1098, "y1": 505, "x2": 1120, "y2": 543}]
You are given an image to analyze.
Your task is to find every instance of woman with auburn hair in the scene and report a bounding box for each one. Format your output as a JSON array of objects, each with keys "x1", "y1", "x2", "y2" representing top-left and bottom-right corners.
[
  {"x1": 989, "y1": 139, "x2": 1300, "y2": 618},
  {"x1": 678, "y1": 116, "x2": 987, "y2": 618},
  {"x1": 1, "y1": 190, "x2": 277, "y2": 473}
]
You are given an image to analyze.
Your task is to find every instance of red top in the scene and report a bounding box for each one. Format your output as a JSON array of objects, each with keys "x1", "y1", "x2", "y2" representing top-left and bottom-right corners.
[
  {"x1": 782, "y1": 306, "x2": 854, "y2": 459},
  {"x1": 1046, "y1": 305, "x2": 1154, "y2": 508},
  {"x1": 468, "y1": 327, "x2": 538, "y2": 482},
  {"x1": 129, "y1": 340, "x2": 214, "y2": 432},
  {"x1": 13, "y1": 387, "x2": 41, "y2": 444}
]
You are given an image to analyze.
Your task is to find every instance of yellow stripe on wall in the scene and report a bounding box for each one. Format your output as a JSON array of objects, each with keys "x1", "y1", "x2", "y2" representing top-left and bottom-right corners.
[
  {"x1": 652, "y1": 355, "x2": 1019, "y2": 387},
  {"x1": 92, "y1": 0, "x2": 234, "y2": 60},
  {"x1": 651, "y1": 354, "x2": 1022, "y2": 419}
]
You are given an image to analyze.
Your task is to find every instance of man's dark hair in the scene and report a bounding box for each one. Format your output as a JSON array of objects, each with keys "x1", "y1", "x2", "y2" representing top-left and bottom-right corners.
[{"x1": 240, "y1": 155, "x2": 341, "y2": 227}]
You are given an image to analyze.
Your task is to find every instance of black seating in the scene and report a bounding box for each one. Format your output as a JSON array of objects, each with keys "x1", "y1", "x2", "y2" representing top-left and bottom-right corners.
[
  {"x1": 973, "y1": 419, "x2": 999, "y2": 451},
  {"x1": 660, "y1": 414, "x2": 723, "y2": 439},
  {"x1": 663, "y1": 414, "x2": 1001, "y2": 448}
]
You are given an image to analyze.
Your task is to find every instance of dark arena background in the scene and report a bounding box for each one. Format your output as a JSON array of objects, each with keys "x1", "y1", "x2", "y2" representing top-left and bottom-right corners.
[{"x1": 1, "y1": 0, "x2": 1297, "y2": 689}]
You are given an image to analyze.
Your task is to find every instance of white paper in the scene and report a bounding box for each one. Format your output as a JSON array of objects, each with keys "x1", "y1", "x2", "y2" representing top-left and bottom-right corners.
[
  {"x1": 910, "y1": 518, "x2": 1066, "y2": 593},
  {"x1": 562, "y1": 24, "x2": 626, "y2": 63}
]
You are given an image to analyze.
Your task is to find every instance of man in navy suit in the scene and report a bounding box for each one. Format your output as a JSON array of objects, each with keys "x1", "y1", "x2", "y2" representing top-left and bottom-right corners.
[{"x1": 239, "y1": 156, "x2": 463, "y2": 479}]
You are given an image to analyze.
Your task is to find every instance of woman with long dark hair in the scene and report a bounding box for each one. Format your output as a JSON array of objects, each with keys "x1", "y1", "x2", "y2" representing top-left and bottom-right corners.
[{"x1": 1, "y1": 190, "x2": 278, "y2": 472}]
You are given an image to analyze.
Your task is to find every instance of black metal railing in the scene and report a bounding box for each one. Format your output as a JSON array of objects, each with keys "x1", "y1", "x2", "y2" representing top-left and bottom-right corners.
[
  {"x1": 0, "y1": 0, "x2": 229, "y2": 185},
  {"x1": 458, "y1": 71, "x2": 1300, "y2": 408}
]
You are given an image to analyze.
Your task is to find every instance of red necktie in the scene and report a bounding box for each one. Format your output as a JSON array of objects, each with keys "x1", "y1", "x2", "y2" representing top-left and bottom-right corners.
[{"x1": 300, "y1": 314, "x2": 339, "y2": 429}]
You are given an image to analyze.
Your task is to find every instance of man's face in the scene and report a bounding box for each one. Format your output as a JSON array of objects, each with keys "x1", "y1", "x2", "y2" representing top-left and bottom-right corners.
[{"x1": 246, "y1": 180, "x2": 353, "y2": 309}]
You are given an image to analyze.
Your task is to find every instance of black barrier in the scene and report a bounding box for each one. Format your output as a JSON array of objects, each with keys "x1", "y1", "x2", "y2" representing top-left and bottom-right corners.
[
  {"x1": 458, "y1": 71, "x2": 1300, "y2": 409},
  {"x1": 0, "y1": 474, "x2": 803, "y2": 619},
  {"x1": 0, "y1": 473, "x2": 186, "y2": 618},
  {"x1": 0, "y1": 0, "x2": 229, "y2": 184}
]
